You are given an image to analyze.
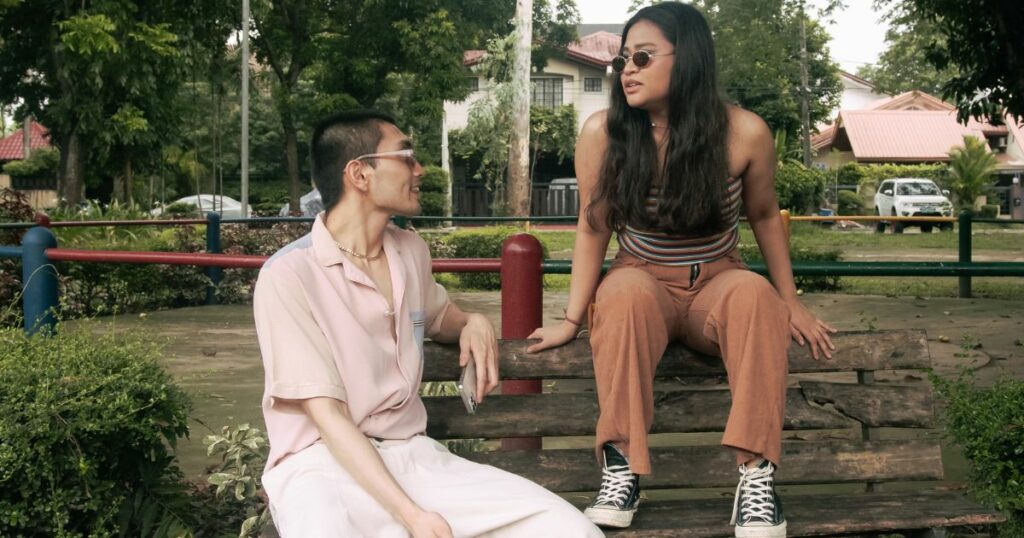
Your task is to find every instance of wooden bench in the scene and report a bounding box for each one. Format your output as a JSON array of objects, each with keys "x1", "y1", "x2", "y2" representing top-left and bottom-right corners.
[{"x1": 422, "y1": 330, "x2": 1005, "y2": 537}]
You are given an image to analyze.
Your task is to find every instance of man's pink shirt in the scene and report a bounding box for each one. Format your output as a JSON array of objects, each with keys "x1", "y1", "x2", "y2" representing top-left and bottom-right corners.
[{"x1": 254, "y1": 215, "x2": 450, "y2": 471}]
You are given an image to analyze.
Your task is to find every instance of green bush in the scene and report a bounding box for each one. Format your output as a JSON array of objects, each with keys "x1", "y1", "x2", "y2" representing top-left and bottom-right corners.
[
  {"x1": 775, "y1": 163, "x2": 826, "y2": 214},
  {"x1": 0, "y1": 327, "x2": 193, "y2": 537},
  {"x1": 165, "y1": 202, "x2": 198, "y2": 216},
  {"x1": 421, "y1": 166, "x2": 449, "y2": 194},
  {"x1": 835, "y1": 162, "x2": 866, "y2": 185},
  {"x1": 1, "y1": 189, "x2": 34, "y2": 327},
  {"x1": 932, "y1": 371, "x2": 1024, "y2": 535},
  {"x1": 434, "y1": 226, "x2": 548, "y2": 290},
  {"x1": 837, "y1": 190, "x2": 866, "y2": 215},
  {"x1": 978, "y1": 204, "x2": 1000, "y2": 219},
  {"x1": 739, "y1": 242, "x2": 842, "y2": 291},
  {"x1": 1, "y1": 147, "x2": 59, "y2": 179}
]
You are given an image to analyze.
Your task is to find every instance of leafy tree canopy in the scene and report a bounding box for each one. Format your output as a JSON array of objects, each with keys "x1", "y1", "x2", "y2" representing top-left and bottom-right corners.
[{"x1": 856, "y1": 12, "x2": 957, "y2": 96}]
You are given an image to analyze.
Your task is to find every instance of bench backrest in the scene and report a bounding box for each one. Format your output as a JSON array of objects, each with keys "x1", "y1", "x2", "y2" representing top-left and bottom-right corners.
[{"x1": 421, "y1": 330, "x2": 940, "y2": 493}]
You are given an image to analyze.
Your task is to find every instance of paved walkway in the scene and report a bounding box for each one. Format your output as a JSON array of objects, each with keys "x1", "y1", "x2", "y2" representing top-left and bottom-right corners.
[{"x1": 79, "y1": 291, "x2": 1023, "y2": 479}]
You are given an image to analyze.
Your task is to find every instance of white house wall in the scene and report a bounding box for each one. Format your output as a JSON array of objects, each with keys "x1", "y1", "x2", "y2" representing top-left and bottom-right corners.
[{"x1": 443, "y1": 57, "x2": 613, "y2": 133}]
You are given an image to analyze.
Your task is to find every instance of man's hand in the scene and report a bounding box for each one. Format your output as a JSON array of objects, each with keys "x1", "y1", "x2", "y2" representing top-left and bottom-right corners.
[
  {"x1": 459, "y1": 313, "x2": 499, "y2": 403},
  {"x1": 406, "y1": 510, "x2": 453, "y2": 538}
]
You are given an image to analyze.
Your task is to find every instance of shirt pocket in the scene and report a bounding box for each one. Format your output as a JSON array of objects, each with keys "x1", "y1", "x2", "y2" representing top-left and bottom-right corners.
[{"x1": 410, "y1": 309, "x2": 426, "y2": 361}]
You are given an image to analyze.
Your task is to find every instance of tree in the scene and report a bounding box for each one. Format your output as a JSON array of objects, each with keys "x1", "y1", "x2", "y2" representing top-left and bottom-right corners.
[
  {"x1": 856, "y1": 15, "x2": 956, "y2": 95},
  {"x1": 875, "y1": 0, "x2": 1024, "y2": 122},
  {"x1": 0, "y1": 1, "x2": 235, "y2": 206},
  {"x1": 947, "y1": 135, "x2": 998, "y2": 212}
]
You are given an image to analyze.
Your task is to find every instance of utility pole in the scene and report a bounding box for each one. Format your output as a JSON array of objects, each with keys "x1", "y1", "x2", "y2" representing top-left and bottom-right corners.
[
  {"x1": 508, "y1": 0, "x2": 533, "y2": 216},
  {"x1": 799, "y1": 4, "x2": 812, "y2": 168},
  {"x1": 240, "y1": 0, "x2": 251, "y2": 217},
  {"x1": 441, "y1": 109, "x2": 453, "y2": 225}
]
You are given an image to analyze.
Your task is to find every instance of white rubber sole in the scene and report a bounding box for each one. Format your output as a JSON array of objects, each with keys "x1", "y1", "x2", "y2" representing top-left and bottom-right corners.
[
  {"x1": 735, "y1": 520, "x2": 787, "y2": 537},
  {"x1": 584, "y1": 504, "x2": 638, "y2": 528}
]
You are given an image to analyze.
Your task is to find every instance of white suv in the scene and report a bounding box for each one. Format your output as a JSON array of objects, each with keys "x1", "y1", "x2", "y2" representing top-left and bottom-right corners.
[{"x1": 874, "y1": 178, "x2": 954, "y2": 233}]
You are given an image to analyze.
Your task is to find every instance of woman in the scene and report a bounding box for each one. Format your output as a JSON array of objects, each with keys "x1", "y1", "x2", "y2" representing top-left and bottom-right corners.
[{"x1": 526, "y1": 3, "x2": 835, "y2": 536}]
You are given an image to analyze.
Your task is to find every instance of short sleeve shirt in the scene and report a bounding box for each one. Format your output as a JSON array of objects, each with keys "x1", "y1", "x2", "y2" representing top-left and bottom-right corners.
[{"x1": 254, "y1": 214, "x2": 451, "y2": 471}]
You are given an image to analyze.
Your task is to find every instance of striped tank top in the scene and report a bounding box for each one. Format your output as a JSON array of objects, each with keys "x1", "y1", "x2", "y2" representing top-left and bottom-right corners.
[{"x1": 617, "y1": 176, "x2": 742, "y2": 266}]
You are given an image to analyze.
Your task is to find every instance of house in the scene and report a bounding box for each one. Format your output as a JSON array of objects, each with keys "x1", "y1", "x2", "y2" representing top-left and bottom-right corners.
[
  {"x1": 0, "y1": 121, "x2": 58, "y2": 210},
  {"x1": 444, "y1": 30, "x2": 620, "y2": 136},
  {"x1": 443, "y1": 29, "x2": 621, "y2": 214},
  {"x1": 812, "y1": 90, "x2": 1024, "y2": 213}
]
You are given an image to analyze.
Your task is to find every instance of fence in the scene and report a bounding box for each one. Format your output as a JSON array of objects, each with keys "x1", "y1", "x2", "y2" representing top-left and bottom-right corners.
[{"x1": 454, "y1": 186, "x2": 580, "y2": 217}]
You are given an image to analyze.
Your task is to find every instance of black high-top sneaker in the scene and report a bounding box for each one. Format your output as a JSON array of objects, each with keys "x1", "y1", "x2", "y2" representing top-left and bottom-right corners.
[
  {"x1": 583, "y1": 443, "x2": 641, "y2": 528},
  {"x1": 731, "y1": 459, "x2": 787, "y2": 537}
]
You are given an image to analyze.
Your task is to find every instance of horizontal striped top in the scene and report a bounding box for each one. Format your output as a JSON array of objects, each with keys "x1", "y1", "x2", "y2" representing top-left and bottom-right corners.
[{"x1": 618, "y1": 176, "x2": 743, "y2": 266}]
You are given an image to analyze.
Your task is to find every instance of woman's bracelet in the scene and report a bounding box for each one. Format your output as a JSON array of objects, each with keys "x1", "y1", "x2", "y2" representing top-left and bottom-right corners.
[{"x1": 563, "y1": 309, "x2": 583, "y2": 327}]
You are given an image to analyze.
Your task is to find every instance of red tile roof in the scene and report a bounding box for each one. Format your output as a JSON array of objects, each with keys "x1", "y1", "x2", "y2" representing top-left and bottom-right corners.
[
  {"x1": 839, "y1": 110, "x2": 987, "y2": 162},
  {"x1": 0, "y1": 122, "x2": 51, "y2": 161},
  {"x1": 463, "y1": 31, "x2": 621, "y2": 69}
]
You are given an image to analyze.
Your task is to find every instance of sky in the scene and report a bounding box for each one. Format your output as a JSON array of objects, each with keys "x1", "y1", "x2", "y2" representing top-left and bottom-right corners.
[{"x1": 575, "y1": 0, "x2": 890, "y2": 73}]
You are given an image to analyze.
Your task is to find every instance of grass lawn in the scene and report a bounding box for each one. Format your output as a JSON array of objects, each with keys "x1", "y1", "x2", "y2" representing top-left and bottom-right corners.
[{"x1": 470, "y1": 223, "x2": 1024, "y2": 299}]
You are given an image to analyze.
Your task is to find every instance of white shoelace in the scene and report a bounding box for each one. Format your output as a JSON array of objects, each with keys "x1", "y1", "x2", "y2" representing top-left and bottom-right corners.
[
  {"x1": 730, "y1": 462, "x2": 777, "y2": 526},
  {"x1": 593, "y1": 463, "x2": 635, "y2": 506}
]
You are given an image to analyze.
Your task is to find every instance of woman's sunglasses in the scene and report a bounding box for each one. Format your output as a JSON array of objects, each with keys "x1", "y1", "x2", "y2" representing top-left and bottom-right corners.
[{"x1": 611, "y1": 50, "x2": 674, "y2": 73}]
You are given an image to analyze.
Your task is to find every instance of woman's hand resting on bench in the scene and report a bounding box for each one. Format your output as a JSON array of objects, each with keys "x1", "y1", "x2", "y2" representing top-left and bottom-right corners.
[{"x1": 525, "y1": 320, "x2": 580, "y2": 353}]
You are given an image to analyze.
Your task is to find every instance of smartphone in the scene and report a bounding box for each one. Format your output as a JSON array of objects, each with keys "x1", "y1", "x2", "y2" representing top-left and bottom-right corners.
[{"x1": 458, "y1": 361, "x2": 478, "y2": 415}]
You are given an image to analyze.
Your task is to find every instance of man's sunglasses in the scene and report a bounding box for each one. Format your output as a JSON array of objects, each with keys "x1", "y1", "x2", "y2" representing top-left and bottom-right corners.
[
  {"x1": 352, "y1": 148, "x2": 418, "y2": 168},
  {"x1": 611, "y1": 50, "x2": 674, "y2": 73}
]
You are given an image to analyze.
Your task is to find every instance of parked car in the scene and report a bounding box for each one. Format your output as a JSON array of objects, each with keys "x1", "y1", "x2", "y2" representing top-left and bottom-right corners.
[
  {"x1": 279, "y1": 188, "x2": 324, "y2": 217},
  {"x1": 873, "y1": 178, "x2": 954, "y2": 233},
  {"x1": 150, "y1": 194, "x2": 250, "y2": 219}
]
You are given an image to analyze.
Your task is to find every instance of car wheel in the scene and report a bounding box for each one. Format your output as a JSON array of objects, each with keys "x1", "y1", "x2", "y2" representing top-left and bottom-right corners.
[
  {"x1": 892, "y1": 209, "x2": 904, "y2": 233},
  {"x1": 921, "y1": 224, "x2": 933, "y2": 233},
  {"x1": 874, "y1": 207, "x2": 886, "y2": 233}
]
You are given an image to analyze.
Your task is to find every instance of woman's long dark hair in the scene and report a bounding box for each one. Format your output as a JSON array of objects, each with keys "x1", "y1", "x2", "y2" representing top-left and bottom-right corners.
[{"x1": 587, "y1": 2, "x2": 731, "y2": 236}]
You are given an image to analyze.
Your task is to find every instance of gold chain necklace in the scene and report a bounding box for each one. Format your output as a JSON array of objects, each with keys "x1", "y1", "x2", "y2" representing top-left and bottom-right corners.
[{"x1": 334, "y1": 241, "x2": 384, "y2": 261}]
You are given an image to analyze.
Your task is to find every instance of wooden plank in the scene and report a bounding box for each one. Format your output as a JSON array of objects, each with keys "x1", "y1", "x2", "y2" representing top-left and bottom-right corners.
[
  {"x1": 424, "y1": 383, "x2": 935, "y2": 439},
  {"x1": 801, "y1": 381, "x2": 936, "y2": 428},
  {"x1": 596, "y1": 491, "x2": 1004, "y2": 537},
  {"x1": 422, "y1": 330, "x2": 930, "y2": 381},
  {"x1": 456, "y1": 440, "x2": 942, "y2": 492}
]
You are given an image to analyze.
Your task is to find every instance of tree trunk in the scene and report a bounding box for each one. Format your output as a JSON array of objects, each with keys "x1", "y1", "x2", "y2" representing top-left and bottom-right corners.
[
  {"x1": 507, "y1": 0, "x2": 533, "y2": 217},
  {"x1": 125, "y1": 157, "x2": 133, "y2": 205},
  {"x1": 58, "y1": 130, "x2": 84, "y2": 206},
  {"x1": 283, "y1": 116, "x2": 301, "y2": 214}
]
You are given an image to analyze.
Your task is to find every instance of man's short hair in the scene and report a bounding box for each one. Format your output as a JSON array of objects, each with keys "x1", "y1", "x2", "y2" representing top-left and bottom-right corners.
[{"x1": 310, "y1": 110, "x2": 396, "y2": 212}]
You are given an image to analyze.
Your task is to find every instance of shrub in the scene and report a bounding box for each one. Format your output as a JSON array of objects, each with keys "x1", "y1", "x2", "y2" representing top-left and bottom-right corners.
[
  {"x1": 0, "y1": 188, "x2": 33, "y2": 327},
  {"x1": 835, "y1": 162, "x2": 866, "y2": 186},
  {"x1": 932, "y1": 371, "x2": 1024, "y2": 535},
  {"x1": 2, "y1": 147, "x2": 59, "y2": 179},
  {"x1": 739, "y1": 242, "x2": 842, "y2": 291},
  {"x1": 435, "y1": 226, "x2": 548, "y2": 290},
  {"x1": 978, "y1": 204, "x2": 1000, "y2": 219},
  {"x1": 193, "y1": 424, "x2": 272, "y2": 538},
  {"x1": 165, "y1": 202, "x2": 198, "y2": 216},
  {"x1": 0, "y1": 327, "x2": 193, "y2": 537},
  {"x1": 837, "y1": 189, "x2": 866, "y2": 215},
  {"x1": 775, "y1": 163, "x2": 826, "y2": 214},
  {"x1": 421, "y1": 166, "x2": 449, "y2": 194}
]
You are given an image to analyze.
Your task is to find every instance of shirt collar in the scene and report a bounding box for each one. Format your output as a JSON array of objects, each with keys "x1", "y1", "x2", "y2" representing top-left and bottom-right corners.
[{"x1": 311, "y1": 212, "x2": 404, "y2": 267}]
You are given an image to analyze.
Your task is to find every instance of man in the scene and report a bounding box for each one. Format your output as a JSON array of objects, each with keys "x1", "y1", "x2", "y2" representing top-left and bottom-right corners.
[{"x1": 254, "y1": 110, "x2": 603, "y2": 538}]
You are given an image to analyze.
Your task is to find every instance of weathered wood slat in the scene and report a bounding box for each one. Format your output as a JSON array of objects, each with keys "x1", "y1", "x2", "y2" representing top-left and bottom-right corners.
[
  {"x1": 424, "y1": 383, "x2": 934, "y2": 438},
  {"x1": 456, "y1": 440, "x2": 942, "y2": 491},
  {"x1": 597, "y1": 491, "x2": 1004, "y2": 537},
  {"x1": 800, "y1": 381, "x2": 936, "y2": 428},
  {"x1": 422, "y1": 330, "x2": 929, "y2": 381}
]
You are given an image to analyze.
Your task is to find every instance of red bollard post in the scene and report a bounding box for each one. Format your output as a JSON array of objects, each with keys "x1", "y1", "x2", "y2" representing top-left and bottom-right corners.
[
  {"x1": 33, "y1": 212, "x2": 51, "y2": 228},
  {"x1": 500, "y1": 233, "x2": 543, "y2": 450}
]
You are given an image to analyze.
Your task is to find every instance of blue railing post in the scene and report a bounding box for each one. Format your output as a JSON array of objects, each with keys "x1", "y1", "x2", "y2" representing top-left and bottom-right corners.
[
  {"x1": 21, "y1": 226, "x2": 58, "y2": 335},
  {"x1": 206, "y1": 212, "x2": 223, "y2": 305},
  {"x1": 958, "y1": 212, "x2": 972, "y2": 298}
]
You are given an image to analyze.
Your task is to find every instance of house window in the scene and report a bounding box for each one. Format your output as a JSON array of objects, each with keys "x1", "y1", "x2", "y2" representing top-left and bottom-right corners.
[
  {"x1": 584, "y1": 77, "x2": 603, "y2": 92},
  {"x1": 466, "y1": 77, "x2": 480, "y2": 92},
  {"x1": 531, "y1": 78, "x2": 563, "y2": 108}
]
